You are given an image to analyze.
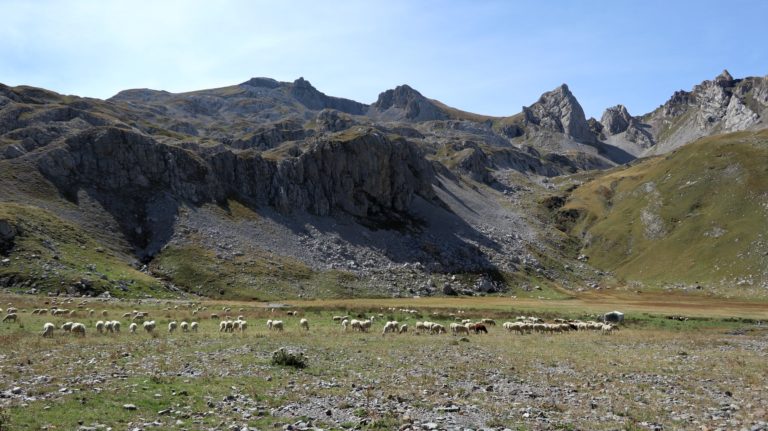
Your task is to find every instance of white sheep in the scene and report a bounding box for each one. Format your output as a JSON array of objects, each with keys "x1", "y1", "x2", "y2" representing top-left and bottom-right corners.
[
  {"x1": 190, "y1": 322, "x2": 199, "y2": 332},
  {"x1": 61, "y1": 321, "x2": 73, "y2": 332},
  {"x1": 299, "y1": 318, "x2": 309, "y2": 331},
  {"x1": 7, "y1": 307, "x2": 17, "y2": 314},
  {"x1": 180, "y1": 321, "x2": 189, "y2": 332},
  {"x1": 129, "y1": 323, "x2": 138, "y2": 334},
  {"x1": 271, "y1": 320, "x2": 284, "y2": 331},
  {"x1": 360, "y1": 319, "x2": 372, "y2": 332},
  {"x1": 237, "y1": 320, "x2": 248, "y2": 332},
  {"x1": 105, "y1": 321, "x2": 115, "y2": 333},
  {"x1": 95, "y1": 320, "x2": 105, "y2": 334},
  {"x1": 341, "y1": 318, "x2": 350, "y2": 331},
  {"x1": 2, "y1": 313, "x2": 17, "y2": 323},
  {"x1": 430, "y1": 324, "x2": 446, "y2": 335},
  {"x1": 450, "y1": 322, "x2": 469, "y2": 335},
  {"x1": 71, "y1": 323, "x2": 86, "y2": 336},
  {"x1": 398, "y1": 324, "x2": 408, "y2": 334},
  {"x1": 168, "y1": 321, "x2": 178, "y2": 333},
  {"x1": 143, "y1": 320, "x2": 156, "y2": 333},
  {"x1": 332, "y1": 315, "x2": 348, "y2": 322},
  {"x1": 266, "y1": 319, "x2": 273, "y2": 330},
  {"x1": 350, "y1": 319, "x2": 362, "y2": 332},
  {"x1": 481, "y1": 318, "x2": 496, "y2": 326},
  {"x1": 101, "y1": 310, "x2": 108, "y2": 317},
  {"x1": 382, "y1": 321, "x2": 399, "y2": 335},
  {"x1": 41, "y1": 322, "x2": 56, "y2": 337},
  {"x1": 111, "y1": 321, "x2": 121, "y2": 333}
]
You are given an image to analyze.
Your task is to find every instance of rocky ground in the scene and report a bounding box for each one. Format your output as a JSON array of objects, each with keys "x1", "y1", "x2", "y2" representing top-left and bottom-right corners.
[{"x1": 1, "y1": 295, "x2": 767, "y2": 430}]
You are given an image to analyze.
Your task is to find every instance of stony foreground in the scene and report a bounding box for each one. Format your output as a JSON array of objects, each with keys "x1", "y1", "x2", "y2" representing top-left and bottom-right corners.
[{"x1": 1, "y1": 297, "x2": 767, "y2": 430}]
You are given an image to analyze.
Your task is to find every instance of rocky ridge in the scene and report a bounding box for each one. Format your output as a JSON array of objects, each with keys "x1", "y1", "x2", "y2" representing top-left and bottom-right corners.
[{"x1": 1, "y1": 70, "x2": 767, "y2": 298}]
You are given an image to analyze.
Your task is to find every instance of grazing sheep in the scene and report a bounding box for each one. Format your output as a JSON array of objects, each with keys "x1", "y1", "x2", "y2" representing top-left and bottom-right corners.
[
  {"x1": 286, "y1": 311, "x2": 297, "y2": 316},
  {"x1": 332, "y1": 315, "x2": 349, "y2": 322},
  {"x1": 2, "y1": 313, "x2": 17, "y2": 323},
  {"x1": 271, "y1": 320, "x2": 284, "y2": 331},
  {"x1": 350, "y1": 319, "x2": 362, "y2": 332},
  {"x1": 95, "y1": 320, "x2": 105, "y2": 334},
  {"x1": 6, "y1": 307, "x2": 16, "y2": 314},
  {"x1": 61, "y1": 322, "x2": 73, "y2": 332},
  {"x1": 104, "y1": 321, "x2": 114, "y2": 333},
  {"x1": 143, "y1": 320, "x2": 156, "y2": 333},
  {"x1": 382, "y1": 321, "x2": 399, "y2": 335},
  {"x1": 101, "y1": 310, "x2": 108, "y2": 317},
  {"x1": 122, "y1": 312, "x2": 132, "y2": 318},
  {"x1": 398, "y1": 324, "x2": 408, "y2": 334},
  {"x1": 190, "y1": 322, "x2": 199, "y2": 332},
  {"x1": 601, "y1": 323, "x2": 618, "y2": 334},
  {"x1": 237, "y1": 320, "x2": 247, "y2": 332},
  {"x1": 180, "y1": 321, "x2": 189, "y2": 332},
  {"x1": 168, "y1": 321, "x2": 178, "y2": 333},
  {"x1": 266, "y1": 319, "x2": 273, "y2": 330},
  {"x1": 129, "y1": 323, "x2": 138, "y2": 334},
  {"x1": 210, "y1": 314, "x2": 220, "y2": 320},
  {"x1": 450, "y1": 322, "x2": 470, "y2": 336},
  {"x1": 112, "y1": 321, "x2": 121, "y2": 333},
  {"x1": 341, "y1": 319, "x2": 350, "y2": 331},
  {"x1": 41, "y1": 322, "x2": 56, "y2": 337},
  {"x1": 71, "y1": 323, "x2": 86, "y2": 336},
  {"x1": 221, "y1": 320, "x2": 235, "y2": 332},
  {"x1": 360, "y1": 319, "x2": 372, "y2": 332},
  {"x1": 430, "y1": 324, "x2": 446, "y2": 335},
  {"x1": 415, "y1": 321, "x2": 428, "y2": 334},
  {"x1": 481, "y1": 318, "x2": 496, "y2": 326},
  {"x1": 299, "y1": 318, "x2": 309, "y2": 331}
]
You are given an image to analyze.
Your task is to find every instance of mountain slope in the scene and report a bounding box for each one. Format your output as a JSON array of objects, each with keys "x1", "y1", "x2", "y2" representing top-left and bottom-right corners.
[
  {"x1": 599, "y1": 70, "x2": 768, "y2": 157},
  {"x1": 562, "y1": 129, "x2": 768, "y2": 295}
]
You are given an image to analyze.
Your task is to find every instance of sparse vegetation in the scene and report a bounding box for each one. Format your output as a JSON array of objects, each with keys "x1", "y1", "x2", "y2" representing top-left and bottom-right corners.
[{"x1": 0, "y1": 292, "x2": 766, "y2": 429}]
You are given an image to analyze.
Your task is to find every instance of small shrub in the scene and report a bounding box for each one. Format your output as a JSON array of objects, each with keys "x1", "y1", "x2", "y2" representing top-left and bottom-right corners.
[{"x1": 271, "y1": 348, "x2": 307, "y2": 369}]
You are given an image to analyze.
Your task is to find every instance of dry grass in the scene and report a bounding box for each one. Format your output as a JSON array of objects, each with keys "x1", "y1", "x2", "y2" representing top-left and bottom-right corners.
[{"x1": 0, "y1": 292, "x2": 766, "y2": 430}]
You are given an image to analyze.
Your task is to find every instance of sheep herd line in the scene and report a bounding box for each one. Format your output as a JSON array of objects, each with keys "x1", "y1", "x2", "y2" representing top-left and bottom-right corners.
[{"x1": 2, "y1": 302, "x2": 621, "y2": 340}]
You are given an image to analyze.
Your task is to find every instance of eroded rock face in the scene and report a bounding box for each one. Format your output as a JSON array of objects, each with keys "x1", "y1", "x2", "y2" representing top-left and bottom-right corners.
[
  {"x1": 38, "y1": 127, "x2": 435, "y2": 220},
  {"x1": 522, "y1": 84, "x2": 594, "y2": 142},
  {"x1": 601, "y1": 105, "x2": 633, "y2": 135},
  {"x1": 316, "y1": 109, "x2": 355, "y2": 132}
]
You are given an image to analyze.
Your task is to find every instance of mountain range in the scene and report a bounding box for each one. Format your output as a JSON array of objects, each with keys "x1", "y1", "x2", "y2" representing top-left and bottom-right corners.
[{"x1": 1, "y1": 70, "x2": 766, "y2": 299}]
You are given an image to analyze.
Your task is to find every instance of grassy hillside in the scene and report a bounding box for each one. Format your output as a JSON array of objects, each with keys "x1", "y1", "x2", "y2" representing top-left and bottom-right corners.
[
  {"x1": 562, "y1": 130, "x2": 768, "y2": 295},
  {"x1": 0, "y1": 203, "x2": 168, "y2": 297}
]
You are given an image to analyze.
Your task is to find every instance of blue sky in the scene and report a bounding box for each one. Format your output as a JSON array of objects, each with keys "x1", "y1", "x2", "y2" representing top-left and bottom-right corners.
[{"x1": 1, "y1": 0, "x2": 766, "y2": 118}]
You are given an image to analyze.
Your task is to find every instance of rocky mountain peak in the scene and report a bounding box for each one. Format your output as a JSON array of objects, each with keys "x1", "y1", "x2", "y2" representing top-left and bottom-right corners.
[
  {"x1": 522, "y1": 83, "x2": 593, "y2": 142},
  {"x1": 240, "y1": 77, "x2": 281, "y2": 89},
  {"x1": 370, "y1": 85, "x2": 448, "y2": 122},
  {"x1": 715, "y1": 69, "x2": 734, "y2": 84},
  {"x1": 373, "y1": 85, "x2": 427, "y2": 110},
  {"x1": 601, "y1": 105, "x2": 633, "y2": 135},
  {"x1": 286, "y1": 77, "x2": 366, "y2": 115}
]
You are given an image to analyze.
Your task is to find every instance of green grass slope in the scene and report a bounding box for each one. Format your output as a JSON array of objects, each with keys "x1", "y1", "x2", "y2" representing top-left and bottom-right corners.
[
  {"x1": 0, "y1": 203, "x2": 168, "y2": 297},
  {"x1": 562, "y1": 130, "x2": 768, "y2": 295}
]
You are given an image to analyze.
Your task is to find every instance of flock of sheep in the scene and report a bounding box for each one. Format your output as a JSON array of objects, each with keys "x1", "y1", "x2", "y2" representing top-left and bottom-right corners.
[{"x1": 2, "y1": 301, "x2": 620, "y2": 340}]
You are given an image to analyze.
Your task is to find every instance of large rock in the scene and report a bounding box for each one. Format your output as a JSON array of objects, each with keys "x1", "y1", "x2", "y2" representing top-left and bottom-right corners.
[{"x1": 0, "y1": 219, "x2": 16, "y2": 253}]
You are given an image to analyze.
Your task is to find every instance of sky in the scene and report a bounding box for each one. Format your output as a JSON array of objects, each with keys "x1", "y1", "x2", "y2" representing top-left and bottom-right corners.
[{"x1": 1, "y1": 0, "x2": 767, "y2": 119}]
